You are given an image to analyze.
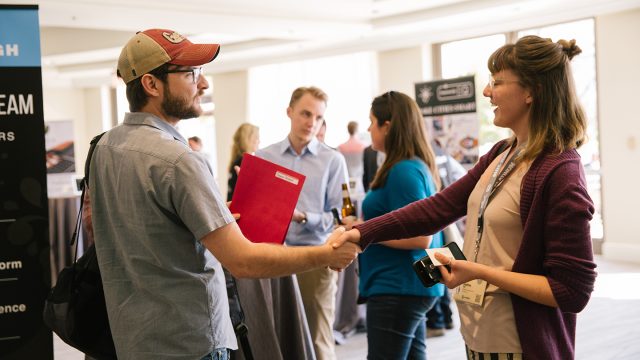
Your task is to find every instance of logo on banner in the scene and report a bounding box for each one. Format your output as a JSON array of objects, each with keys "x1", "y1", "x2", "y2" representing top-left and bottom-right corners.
[
  {"x1": 0, "y1": 44, "x2": 19, "y2": 56},
  {"x1": 436, "y1": 81, "x2": 474, "y2": 101},
  {"x1": 417, "y1": 85, "x2": 433, "y2": 104},
  {"x1": 0, "y1": 93, "x2": 34, "y2": 115}
]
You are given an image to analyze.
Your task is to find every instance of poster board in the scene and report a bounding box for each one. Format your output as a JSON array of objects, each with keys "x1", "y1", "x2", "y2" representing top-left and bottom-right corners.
[
  {"x1": 0, "y1": 5, "x2": 53, "y2": 359},
  {"x1": 415, "y1": 75, "x2": 479, "y2": 169}
]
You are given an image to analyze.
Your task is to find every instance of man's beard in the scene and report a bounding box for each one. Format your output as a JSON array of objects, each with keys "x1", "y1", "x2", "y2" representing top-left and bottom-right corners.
[{"x1": 162, "y1": 86, "x2": 201, "y2": 120}]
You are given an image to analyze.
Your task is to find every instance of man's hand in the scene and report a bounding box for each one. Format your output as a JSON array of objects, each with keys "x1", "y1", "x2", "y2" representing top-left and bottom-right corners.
[
  {"x1": 331, "y1": 228, "x2": 361, "y2": 249},
  {"x1": 292, "y1": 208, "x2": 306, "y2": 223},
  {"x1": 325, "y1": 227, "x2": 361, "y2": 271},
  {"x1": 226, "y1": 201, "x2": 241, "y2": 220}
]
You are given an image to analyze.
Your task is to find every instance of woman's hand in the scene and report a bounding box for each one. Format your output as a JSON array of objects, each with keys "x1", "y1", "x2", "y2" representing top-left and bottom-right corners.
[
  {"x1": 338, "y1": 216, "x2": 363, "y2": 231},
  {"x1": 434, "y1": 252, "x2": 559, "y2": 307},
  {"x1": 434, "y1": 252, "x2": 486, "y2": 288},
  {"x1": 331, "y1": 228, "x2": 361, "y2": 249}
]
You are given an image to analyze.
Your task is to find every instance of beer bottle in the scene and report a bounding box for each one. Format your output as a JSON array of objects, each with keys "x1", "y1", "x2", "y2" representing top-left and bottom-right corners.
[{"x1": 341, "y1": 183, "x2": 356, "y2": 223}]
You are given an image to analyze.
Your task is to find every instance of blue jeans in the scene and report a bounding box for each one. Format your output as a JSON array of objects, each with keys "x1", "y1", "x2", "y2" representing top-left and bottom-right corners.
[
  {"x1": 366, "y1": 295, "x2": 438, "y2": 360},
  {"x1": 426, "y1": 290, "x2": 453, "y2": 329},
  {"x1": 200, "y1": 348, "x2": 230, "y2": 360}
]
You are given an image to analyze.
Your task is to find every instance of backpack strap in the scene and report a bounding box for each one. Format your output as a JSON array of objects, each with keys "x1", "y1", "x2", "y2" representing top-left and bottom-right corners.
[
  {"x1": 83, "y1": 132, "x2": 106, "y2": 191},
  {"x1": 224, "y1": 268, "x2": 254, "y2": 360},
  {"x1": 70, "y1": 132, "x2": 106, "y2": 257}
]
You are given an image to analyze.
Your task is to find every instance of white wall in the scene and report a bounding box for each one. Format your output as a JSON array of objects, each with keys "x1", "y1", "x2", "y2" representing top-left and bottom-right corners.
[
  {"x1": 597, "y1": 8, "x2": 640, "y2": 263},
  {"x1": 44, "y1": 85, "x2": 111, "y2": 174},
  {"x1": 212, "y1": 71, "x2": 249, "y2": 195},
  {"x1": 247, "y1": 53, "x2": 377, "y2": 149},
  {"x1": 377, "y1": 46, "x2": 429, "y2": 96}
]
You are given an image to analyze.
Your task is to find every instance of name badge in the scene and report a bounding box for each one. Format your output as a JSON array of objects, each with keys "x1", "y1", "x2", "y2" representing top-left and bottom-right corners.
[{"x1": 453, "y1": 279, "x2": 488, "y2": 306}]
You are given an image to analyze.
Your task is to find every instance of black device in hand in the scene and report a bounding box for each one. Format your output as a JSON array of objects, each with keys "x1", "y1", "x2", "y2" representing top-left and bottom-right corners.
[
  {"x1": 413, "y1": 242, "x2": 466, "y2": 288},
  {"x1": 331, "y1": 208, "x2": 342, "y2": 225}
]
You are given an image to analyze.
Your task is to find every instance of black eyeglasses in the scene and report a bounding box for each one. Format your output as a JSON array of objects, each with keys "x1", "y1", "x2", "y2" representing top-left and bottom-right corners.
[{"x1": 159, "y1": 67, "x2": 203, "y2": 84}]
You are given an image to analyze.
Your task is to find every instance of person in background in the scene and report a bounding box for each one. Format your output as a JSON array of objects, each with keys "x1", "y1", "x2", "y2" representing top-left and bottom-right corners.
[
  {"x1": 188, "y1": 135, "x2": 203, "y2": 152},
  {"x1": 336, "y1": 35, "x2": 597, "y2": 360},
  {"x1": 338, "y1": 121, "x2": 366, "y2": 181},
  {"x1": 362, "y1": 144, "x2": 383, "y2": 192},
  {"x1": 333, "y1": 120, "x2": 367, "y2": 344},
  {"x1": 343, "y1": 91, "x2": 444, "y2": 360},
  {"x1": 426, "y1": 140, "x2": 467, "y2": 338},
  {"x1": 316, "y1": 118, "x2": 327, "y2": 143},
  {"x1": 188, "y1": 135, "x2": 214, "y2": 169},
  {"x1": 226, "y1": 123, "x2": 260, "y2": 201},
  {"x1": 90, "y1": 30, "x2": 359, "y2": 360},
  {"x1": 256, "y1": 86, "x2": 349, "y2": 360}
]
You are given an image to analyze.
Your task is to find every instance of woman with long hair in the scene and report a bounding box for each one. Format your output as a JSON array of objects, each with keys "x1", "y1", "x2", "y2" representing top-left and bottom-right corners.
[
  {"x1": 345, "y1": 90, "x2": 443, "y2": 359},
  {"x1": 227, "y1": 123, "x2": 259, "y2": 201},
  {"x1": 337, "y1": 35, "x2": 597, "y2": 359}
]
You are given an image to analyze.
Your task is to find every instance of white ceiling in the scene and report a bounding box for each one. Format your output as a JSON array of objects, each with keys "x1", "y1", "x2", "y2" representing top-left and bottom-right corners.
[{"x1": 5, "y1": 0, "x2": 640, "y2": 86}]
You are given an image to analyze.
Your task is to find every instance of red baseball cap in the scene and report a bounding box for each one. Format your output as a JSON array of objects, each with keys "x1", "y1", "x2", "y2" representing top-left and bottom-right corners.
[{"x1": 118, "y1": 29, "x2": 221, "y2": 84}]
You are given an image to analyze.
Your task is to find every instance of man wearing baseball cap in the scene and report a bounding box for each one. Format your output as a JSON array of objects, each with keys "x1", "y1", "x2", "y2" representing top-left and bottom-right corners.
[{"x1": 88, "y1": 29, "x2": 359, "y2": 360}]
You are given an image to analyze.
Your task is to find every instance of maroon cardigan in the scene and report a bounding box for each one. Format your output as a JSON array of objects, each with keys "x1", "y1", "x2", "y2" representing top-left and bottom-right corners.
[{"x1": 356, "y1": 140, "x2": 597, "y2": 360}]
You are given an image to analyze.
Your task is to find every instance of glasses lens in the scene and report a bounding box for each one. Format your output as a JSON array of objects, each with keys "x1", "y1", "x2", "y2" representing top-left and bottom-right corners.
[{"x1": 193, "y1": 67, "x2": 203, "y2": 83}]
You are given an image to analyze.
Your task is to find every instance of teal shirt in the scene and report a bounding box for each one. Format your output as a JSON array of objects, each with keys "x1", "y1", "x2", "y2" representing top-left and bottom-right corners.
[{"x1": 359, "y1": 159, "x2": 445, "y2": 298}]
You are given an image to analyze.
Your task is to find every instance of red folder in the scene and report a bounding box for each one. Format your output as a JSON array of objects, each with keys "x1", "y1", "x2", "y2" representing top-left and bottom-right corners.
[{"x1": 229, "y1": 153, "x2": 306, "y2": 244}]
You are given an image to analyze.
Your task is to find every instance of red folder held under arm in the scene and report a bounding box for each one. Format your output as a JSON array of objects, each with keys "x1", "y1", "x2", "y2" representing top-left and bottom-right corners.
[{"x1": 229, "y1": 153, "x2": 306, "y2": 244}]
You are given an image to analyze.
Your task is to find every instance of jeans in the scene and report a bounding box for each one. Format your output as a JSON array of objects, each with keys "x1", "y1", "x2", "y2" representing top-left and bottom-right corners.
[
  {"x1": 201, "y1": 348, "x2": 230, "y2": 360},
  {"x1": 426, "y1": 289, "x2": 453, "y2": 329},
  {"x1": 366, "y1": 295, "x2": 438, "y2": 360}
]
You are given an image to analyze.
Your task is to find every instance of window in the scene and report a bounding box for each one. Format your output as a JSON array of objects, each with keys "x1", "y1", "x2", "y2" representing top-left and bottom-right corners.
[
  {"x1": 519, "y1": 19, "x2": 602, "y2": 239},
  {"x1": 437, "y1": 19, "x2": 602, "y2": 240},
  {"x1": 248, "y1": 52, "x2": 376, "y2": 148},
  {"x1": 440, "y1": 34, "x2": 509, "y2": 155}
]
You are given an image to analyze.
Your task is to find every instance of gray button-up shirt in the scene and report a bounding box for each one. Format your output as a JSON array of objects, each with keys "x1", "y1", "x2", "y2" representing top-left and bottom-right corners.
[
  {"x1": 256, "y1": 137, "x2": 348, "y2": 246},
  {"x1": 90, "y1": 112, "x2": 237, "y2": 360}
]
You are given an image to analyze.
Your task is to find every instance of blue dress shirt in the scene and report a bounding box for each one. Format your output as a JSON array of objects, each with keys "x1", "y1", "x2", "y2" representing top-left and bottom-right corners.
[{"x1": 256, "y1": 137, "x2": 348, "y2": 246}]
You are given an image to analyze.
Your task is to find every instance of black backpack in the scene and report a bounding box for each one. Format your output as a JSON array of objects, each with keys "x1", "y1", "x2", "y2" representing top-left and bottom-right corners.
[{"x1": 43, "y1": 132, "x2": 116, "y2": 359}]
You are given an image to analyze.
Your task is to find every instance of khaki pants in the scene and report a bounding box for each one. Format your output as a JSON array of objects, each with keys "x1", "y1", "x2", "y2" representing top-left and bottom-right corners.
[{"x1": 297, "y1": 267, "x2": 338, "y2": 360}]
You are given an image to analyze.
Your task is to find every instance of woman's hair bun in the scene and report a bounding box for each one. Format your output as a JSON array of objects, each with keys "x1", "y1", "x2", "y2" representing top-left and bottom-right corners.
[{"x1": 557, "y1": 39, "x2": 582, "y2": 60}]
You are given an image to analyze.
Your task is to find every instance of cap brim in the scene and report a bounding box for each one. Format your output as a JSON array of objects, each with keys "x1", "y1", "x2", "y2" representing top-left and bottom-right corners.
[{"x1": 171, "y1": 43, "x2": 221, "y2": 66}]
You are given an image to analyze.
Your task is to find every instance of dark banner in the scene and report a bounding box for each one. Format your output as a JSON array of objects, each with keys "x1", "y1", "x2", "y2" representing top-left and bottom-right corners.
[
  {"x1": 0, "y1": 5, "x2": 53, "y2": 359},
  {"x1": 415, "y1": 75, "x2": 476, "y2": 116},
  {"x1": 415, "y1": 76, "x2": 479, "y2": 168}
]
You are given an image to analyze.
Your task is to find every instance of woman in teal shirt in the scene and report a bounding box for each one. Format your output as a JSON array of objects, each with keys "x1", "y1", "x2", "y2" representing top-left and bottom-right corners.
[{"x1": 356, "y1": 91, "x2": 444, "y2": 359}]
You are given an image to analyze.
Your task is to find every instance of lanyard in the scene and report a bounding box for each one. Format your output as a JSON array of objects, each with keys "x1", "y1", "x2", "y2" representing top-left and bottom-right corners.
[{"x1": 474, "y1": 144, "x2": 524, "y2": 262}]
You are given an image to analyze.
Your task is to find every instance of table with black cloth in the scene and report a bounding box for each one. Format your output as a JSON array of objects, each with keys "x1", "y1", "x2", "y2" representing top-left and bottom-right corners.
[
  {"x1": 233, "y1": 275, "x2": 316, "y2": 360},
  {"x1": 48, "y1": 196, "x2": 88, "y2": 283},
  {"x1": 333, "y1": 261, "x2": 365, "y2": 341}
]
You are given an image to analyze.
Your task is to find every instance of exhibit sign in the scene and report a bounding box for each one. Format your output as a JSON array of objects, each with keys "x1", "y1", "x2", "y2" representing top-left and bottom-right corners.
[
  {"x1": 415, "y1": 75, "x2": 480, "y2": 168},
  {"x1": 0, "y1": 4, "x2": 53, "y2": 359},
  {"x1": 46, "y1": 120, "x2": 81, "y2": 197}
]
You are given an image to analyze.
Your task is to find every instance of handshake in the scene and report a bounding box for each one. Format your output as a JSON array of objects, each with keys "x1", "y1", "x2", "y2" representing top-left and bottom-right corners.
[{"x1": 325, "y1": 227, "x2": 363, "y2": 271}]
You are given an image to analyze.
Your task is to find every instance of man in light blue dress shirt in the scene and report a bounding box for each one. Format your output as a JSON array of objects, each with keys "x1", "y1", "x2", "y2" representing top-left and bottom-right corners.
[{"x1": 257, "y1": 86, "x2": 349, "y2": 360}]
